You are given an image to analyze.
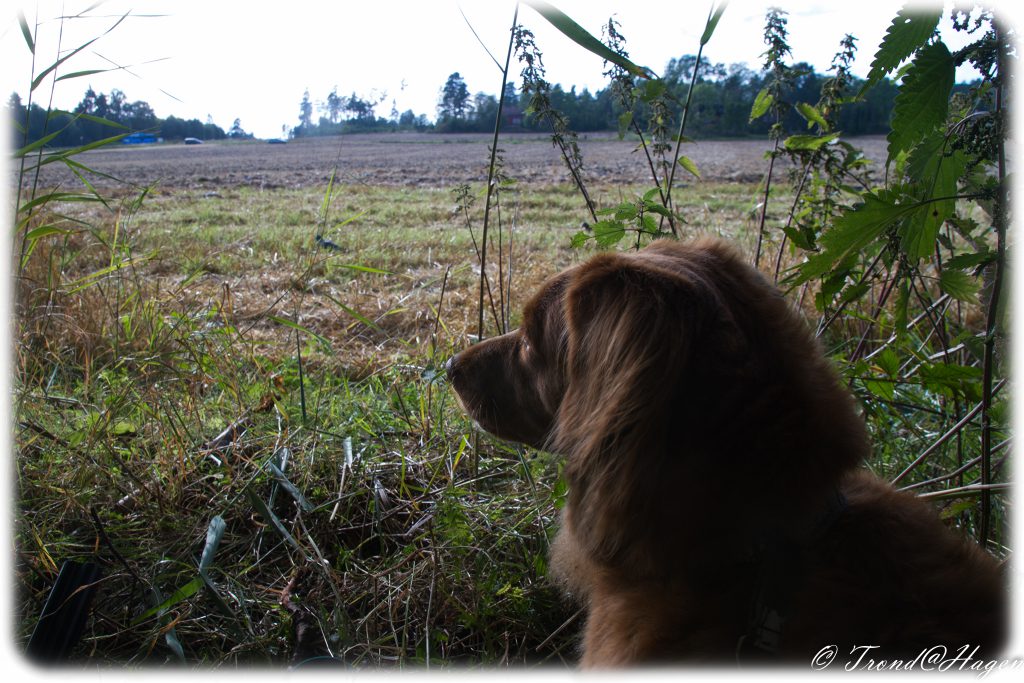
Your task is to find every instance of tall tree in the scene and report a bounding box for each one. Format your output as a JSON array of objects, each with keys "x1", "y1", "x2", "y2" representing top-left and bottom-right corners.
[
  {"x1": 228, "y1": 118, "x2": 249, "y2": 138},
  {"x1": 325, "y1": 87, "x2": 345, "y2": 124},
  {"x1": 438, "y1": 72, "x2": 471, "y2": 123},
  {"x1": 298, "y1": 89, "x2": 313, "y2": 129}
]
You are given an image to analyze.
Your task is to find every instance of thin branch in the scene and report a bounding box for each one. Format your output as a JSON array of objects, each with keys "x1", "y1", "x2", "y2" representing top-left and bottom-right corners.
[{"x1": 891, "y1": 378, "x2": 1006, "y2": 486}]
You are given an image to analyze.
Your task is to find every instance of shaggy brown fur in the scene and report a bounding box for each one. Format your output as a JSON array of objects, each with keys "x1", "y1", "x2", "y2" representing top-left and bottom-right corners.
[{"x1": 446, "y1": 238, "x2": 1005, "y2": 667}]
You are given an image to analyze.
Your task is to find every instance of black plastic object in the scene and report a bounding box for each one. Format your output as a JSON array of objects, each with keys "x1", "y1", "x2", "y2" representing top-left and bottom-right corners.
[{"x1": 26, "y1": 560, "x2": 102, "y2": 662}]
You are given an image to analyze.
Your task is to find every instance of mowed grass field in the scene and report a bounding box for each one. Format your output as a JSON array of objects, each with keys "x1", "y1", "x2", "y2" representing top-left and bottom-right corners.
[{"x1": 14, "y1": 134, "x2": 882, "y2": 667}]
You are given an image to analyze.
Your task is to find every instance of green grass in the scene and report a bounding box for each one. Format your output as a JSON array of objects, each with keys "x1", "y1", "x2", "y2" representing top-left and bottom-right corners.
[{"x1": 14, "y1": 177, "x2": 764, "y2": 666}]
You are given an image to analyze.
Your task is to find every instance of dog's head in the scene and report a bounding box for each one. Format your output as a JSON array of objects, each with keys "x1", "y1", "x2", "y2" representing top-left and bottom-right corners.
[{"x1": 447, "y1": 238, "x2": 867, "y2": 570}]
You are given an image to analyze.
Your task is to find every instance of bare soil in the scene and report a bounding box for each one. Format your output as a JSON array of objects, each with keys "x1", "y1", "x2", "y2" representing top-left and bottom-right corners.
[{"x1": 27, "y1": 132, "x2": 888, "y2": 191}]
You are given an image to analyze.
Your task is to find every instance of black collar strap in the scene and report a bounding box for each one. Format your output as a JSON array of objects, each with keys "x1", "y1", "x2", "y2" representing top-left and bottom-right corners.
[{"x1": 736, "y1": 488, "x2": 848, "y2": 663}]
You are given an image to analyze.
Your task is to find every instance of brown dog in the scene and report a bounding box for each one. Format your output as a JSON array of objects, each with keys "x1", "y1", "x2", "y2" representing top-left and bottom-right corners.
[{"x1": 446, "y1": 238, "x2": 1005, "y2": 667}]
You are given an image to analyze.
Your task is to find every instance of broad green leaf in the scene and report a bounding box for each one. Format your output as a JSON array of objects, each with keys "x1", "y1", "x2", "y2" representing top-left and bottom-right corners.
[
  {"x1": 782, "y1": 226, "x2": 814, "y2": 251},
  {"x1": 677, "y1": 155, "x2": 701, "y2": 179},
  {"x1": 642, "y1": 202, "x2": 673, "y2": 219},
  {"x1": 874, "y1": 348, "x2": 901, "y2": 377},
  {"x1": 863, "y1": 7, "x2": 942, "y2": 91},
  {"x1": 887, "y1": 41, "x2": 954, "y2": 161},
  {"x1": 940, "y1": 499, "x2": 977, "y2": 520},
  {"x1": 899, "y1": 137, "x2": 967, "y2": 259},
  {"x1": 838, "y1": 280, "x2": 871, "y2": 305},
  {"x1": 917, "y1": 363, "x2": 983, "y2": 401},
  {"x1": 700, "y1": 2, "x2": 729, "y2": 46},
  {"x1": 614, "y1": 203, "x2": 638, "y2": 221},
  {"x1": 641, "y1": 187, "x2": 661, "y2": 203},
  {"x1": 522, "y1": 0, "x2": 656, "y2": 79},
  {"x1": 591, "y1": 219, "x2": 626, "y2": 247},
  {"x1": 864, "y1": 378, "x2": 895, "y2": 401},
  {"x1": 938, "y1": 268, "x2": 980, "y2": 303},
  {"x1": 617, "y1": 111, "x2": 633, "y2": 139},
  {"x1": 796, "y1": 102, "x2": 829, "y2": 131},
  {"x1": 111, "y1": 420, "x2": 137, "y2": 436},
  {"x1": 784, "y1": 133, "x2": 839, "y2": 151},
  {"x1": 640, "y1": 214, "x2": 658, "y2": 234},
  {"x1": 893, "y1": 280, "x2": 910, "y2": 335},
  {"x1": 945, "y1": 250, "x2": 994, "y2": 271},
  {"x1": 570, "y1": 230, "x2": 591, "y2": 248},
  {"x1": 638, "y1": 79, "x2": 667, "y2": 103},
  {"x1": 818, "y1": 192, "x2": 917, "y2": 265},
  {"x1": 749, "y1": 87, "x2": 774, "y2": 122}
]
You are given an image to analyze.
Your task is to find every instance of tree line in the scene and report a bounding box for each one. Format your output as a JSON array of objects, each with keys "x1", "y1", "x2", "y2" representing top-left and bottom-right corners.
[
  {"x1": 12, "y1": 51, "x2": 977, "y2": 148},
  {"x1": 8, "y1": 87, "x2": 236, "y2": 148},
  {"x1": 293, "y1": 55, "x2": 906, "y2": 138},
  {"x1": 432, "y1": 57, "x2": 905, "y2": 136}
]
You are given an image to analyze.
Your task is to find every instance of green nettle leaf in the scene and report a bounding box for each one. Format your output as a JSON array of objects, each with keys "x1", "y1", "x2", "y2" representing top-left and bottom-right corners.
[
  {"x1": 796, "y1": 102, "x2": 829, "y2": 131},
  {"x1": 900, "y1": 203, "x2": 944, "y2": 261},
  {"x1": 874, "y1": 347, "x2": 901, "y2": 377},
  {"x1": 570, "y1": 230, "x2": 591, "y2": 248},
  {"x1": 782, "y1": 226, "x2": 814, "y2": 251},
  {"x1": 893, "y1": 280, "x2": 910, "y2": 335},
  {"x1": 614, "y1": 203, "x2": 638, "y2": 221},
  {"x1": 863, "y1": 7, "x2": 942, "y2": 91},
  {"x1": 784, "y1": 133, "x2": 839, "y2": 151},
  {"x1": 887, "y1": 41, "x2": 954, "y2": 162},
  {"x1": 638, "y1": 79, "x2": 667, "y2": 103},
  {"x1": 749, "y1": 87, "x2": 774, "y2": 122},
  {"x1": 945, "y1": 250, "x2": 994, "y2": 271},
  {"x1": 640, "y1": 214, "x2": 658, "y2": 234},
  {"x1": 677, "y1": 155, "x2": 701, "y2": 179},
  {"x1": 938, "y1": 268, "x2": 980, "y2": 303},
  {"x1": 864, "y1": 378, "x2": 896, "y2": 401},
  {"x1": 617, "y1": 111, "x2": 633, "y2": 139},
  {"x1": 899, "y1": 136, "x2": 968, "y2": 259},
  {"x1": 817, "y1": 192, "x2": 917, "y2": 266},
  {"x1": 917, "y1": 363, "x2": 983, "y2": 401},
  {"x1": 592, "y1": 219, "x2": 626, "y2": 247}
]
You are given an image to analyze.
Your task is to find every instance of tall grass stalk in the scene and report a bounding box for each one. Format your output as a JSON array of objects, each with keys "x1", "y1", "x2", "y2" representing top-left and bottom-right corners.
[{"x1": 478, "y1": 3, "x2": 520, "y2": 342}]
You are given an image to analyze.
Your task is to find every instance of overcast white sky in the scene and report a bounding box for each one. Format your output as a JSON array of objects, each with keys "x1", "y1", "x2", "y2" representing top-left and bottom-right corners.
[{"x1": 1, "y1": 1, "x2": 1014, "y2": 139}]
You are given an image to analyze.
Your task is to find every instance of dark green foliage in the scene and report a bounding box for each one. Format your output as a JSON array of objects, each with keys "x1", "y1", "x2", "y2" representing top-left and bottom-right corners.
[
  {"x1": 8, "y1": 86, "x2": 228, "y2": 147},
  {"x1": 887, "y1": 41, "x2": 954, "y2": 161},
  {"x1": 863, "y1": 7, "x2": 942, "y2": 90}
]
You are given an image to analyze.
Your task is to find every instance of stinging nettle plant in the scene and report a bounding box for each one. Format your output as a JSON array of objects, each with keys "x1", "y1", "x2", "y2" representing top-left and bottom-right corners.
[{"x1": 482, "y1": 1, "x2": 1011, "y2": 555}]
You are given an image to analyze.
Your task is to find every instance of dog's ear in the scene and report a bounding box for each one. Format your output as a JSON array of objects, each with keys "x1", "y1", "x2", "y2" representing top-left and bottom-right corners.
[{"x1": 552, "y1": 251, "x2": 715, "y2": 571}]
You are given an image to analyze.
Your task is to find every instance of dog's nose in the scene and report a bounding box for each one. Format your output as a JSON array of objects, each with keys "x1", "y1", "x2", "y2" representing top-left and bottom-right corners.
[{"x1": 444, "y1": 354, "x2": 457, "y2": 380}]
